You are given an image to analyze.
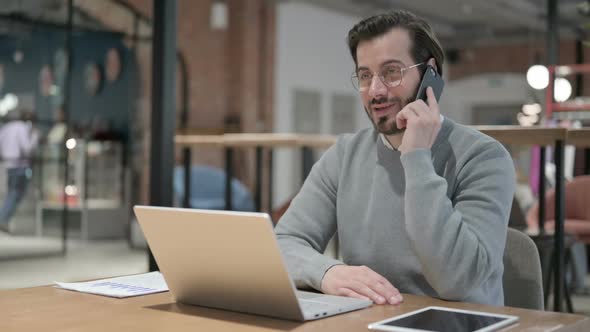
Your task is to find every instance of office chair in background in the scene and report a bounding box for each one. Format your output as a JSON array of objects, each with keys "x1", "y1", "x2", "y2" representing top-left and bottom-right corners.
[{"x1": 503, "y1": 228, "x2": 544, "y2": 310}]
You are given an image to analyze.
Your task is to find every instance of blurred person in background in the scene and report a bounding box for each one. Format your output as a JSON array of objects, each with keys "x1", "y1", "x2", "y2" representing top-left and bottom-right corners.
[{"x1": 0, "y1": 108, "x2": 39, "y2": 233}]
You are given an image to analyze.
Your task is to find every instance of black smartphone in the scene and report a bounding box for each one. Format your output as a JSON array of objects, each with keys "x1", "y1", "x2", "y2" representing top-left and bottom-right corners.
[{"x1": 415, "y1": 65, "x2": 444, "y2": 102}]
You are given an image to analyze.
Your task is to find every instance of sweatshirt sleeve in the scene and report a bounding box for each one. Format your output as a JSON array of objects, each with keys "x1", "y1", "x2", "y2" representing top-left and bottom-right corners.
[
  {"x1": 275, "y1": 139, "x2": 345, "y2": 291},
  {"x1": 400, "y1": 141, "x2": 515, "y2": 301}
]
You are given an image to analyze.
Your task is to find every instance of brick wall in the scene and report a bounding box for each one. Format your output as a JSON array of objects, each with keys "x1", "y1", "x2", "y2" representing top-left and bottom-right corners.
[
  {"x1": 116, "y1": 0, "x2": 274, "y2": 203},
  {"x1": 447, "y1": 39, "x2": 590, "y2": 96}
]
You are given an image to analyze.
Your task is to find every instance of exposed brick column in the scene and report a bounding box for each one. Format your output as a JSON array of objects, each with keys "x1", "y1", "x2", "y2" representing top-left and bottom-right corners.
[
  {"x1": 224, "y1": 0, "x2": 275, "y2": 189},
  {"x1": 77, "y1": 0, "x2": 276, "y2": 203}
]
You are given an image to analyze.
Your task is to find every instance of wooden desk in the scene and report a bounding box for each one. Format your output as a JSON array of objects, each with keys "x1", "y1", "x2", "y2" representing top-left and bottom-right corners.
[
  {"x1": 2, "y1": 287, "x2": 589, "y2": 331},
  {"x1": 175, "y1": 133, "x2": 338, "y2": 149},
  {"x1": 174, "y1": 133, "x2": 338, "y2": 213},
  {"x1": 473, "y1": 126, "x2": 567, "y2": 146},
  {"x1": 175, "y1": 134, "x2": 226, "y2": 147},
  {"x1": 567, "y1": 129, "x2": 590, "y2": 148}
]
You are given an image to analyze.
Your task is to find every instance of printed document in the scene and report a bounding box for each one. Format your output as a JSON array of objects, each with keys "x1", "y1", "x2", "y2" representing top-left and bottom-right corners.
[{"x1": 55, "y1": 272, "x2": 169, "y2": 298}]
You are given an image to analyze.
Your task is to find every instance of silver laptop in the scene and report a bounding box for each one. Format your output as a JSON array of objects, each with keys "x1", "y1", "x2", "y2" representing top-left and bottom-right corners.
[{"x1": 134, "y1": 205, "x2": 372, "y2": 321}]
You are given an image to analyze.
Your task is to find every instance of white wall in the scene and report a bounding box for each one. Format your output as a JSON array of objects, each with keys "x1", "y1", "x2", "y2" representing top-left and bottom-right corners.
[
  {"x1": 439, "y1": 73, "x2": 536, "y2": 125},
  {"x1": 273, "y1": 2, "x2": 365, "y2": 207}
]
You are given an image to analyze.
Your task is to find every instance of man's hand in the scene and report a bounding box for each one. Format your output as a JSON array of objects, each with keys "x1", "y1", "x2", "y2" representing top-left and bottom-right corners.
[
  {"x1": 395, "y1": 87, "x2": 442, "y2": 155},
  {"x1": 320, "y1": 265, "x2": 403, "y2": 305}
]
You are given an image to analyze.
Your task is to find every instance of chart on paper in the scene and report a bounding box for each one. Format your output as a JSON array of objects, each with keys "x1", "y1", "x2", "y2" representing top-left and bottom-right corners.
[{"x1": 55, "y1": 271, "x2": 169, "y2": 298}]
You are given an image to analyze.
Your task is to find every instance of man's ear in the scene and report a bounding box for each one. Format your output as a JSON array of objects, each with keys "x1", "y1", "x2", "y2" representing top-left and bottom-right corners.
[{"x1": 427, "y1": 57, "x2": 438, "y2": 73}]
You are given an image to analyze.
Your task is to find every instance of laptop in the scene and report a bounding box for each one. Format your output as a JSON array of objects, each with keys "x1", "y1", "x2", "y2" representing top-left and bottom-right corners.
[{"x1": 134, "y1": 205, "x2": 372, "y2": 321}]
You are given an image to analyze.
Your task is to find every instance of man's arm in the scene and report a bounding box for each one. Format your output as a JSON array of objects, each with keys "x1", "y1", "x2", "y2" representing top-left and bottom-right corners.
[
  {"x1": 276, "y1": 137, "x2": 403, "y2": 305},
  {"x1": 274, "y1": 142, "x2": 343, "y2": 290},
  {"x1": 400, "y1": 141, "x2": 515, "y2": 300}
]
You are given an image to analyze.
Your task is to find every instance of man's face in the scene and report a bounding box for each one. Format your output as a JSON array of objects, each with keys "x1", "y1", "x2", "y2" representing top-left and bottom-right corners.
[{"x1": 356, "y1": 28, "x2": 422, "y2": 135}]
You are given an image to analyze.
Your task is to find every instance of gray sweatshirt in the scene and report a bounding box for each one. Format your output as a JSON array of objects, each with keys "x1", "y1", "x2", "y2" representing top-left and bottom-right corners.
[{"x1": 275, "y1": 118, "x2": 516, "y2": 306}]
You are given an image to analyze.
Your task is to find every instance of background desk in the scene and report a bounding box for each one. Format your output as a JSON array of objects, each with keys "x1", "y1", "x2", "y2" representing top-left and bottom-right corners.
[{"x1": 2, "y1": 287, "x2": 589, "y2": 331}]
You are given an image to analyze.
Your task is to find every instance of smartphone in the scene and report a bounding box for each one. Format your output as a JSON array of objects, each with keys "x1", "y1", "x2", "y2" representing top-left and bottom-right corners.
[{"x1": 415, "y1": 65, "x2": 444, "y2": 102}]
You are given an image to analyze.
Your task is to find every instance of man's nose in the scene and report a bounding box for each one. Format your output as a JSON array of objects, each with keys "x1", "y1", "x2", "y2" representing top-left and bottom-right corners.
[{"x1": 368, "y1": 76, "x2": 387, "y2": 99}]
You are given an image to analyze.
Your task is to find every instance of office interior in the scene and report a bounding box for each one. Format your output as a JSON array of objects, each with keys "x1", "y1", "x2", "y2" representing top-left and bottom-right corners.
[{"x1": 1, "y1": 0, "x2": 590, "y2": 319}]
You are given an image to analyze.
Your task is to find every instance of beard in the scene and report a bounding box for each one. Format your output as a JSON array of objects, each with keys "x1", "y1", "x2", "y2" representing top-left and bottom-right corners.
[{"x1": 364, "y1": 95, "x2": 410, "y2": 135}]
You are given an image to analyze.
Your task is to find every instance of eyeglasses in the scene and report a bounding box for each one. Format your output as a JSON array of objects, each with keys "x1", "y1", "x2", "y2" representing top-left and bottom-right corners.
[{"x1": 351, "y1": 62, "x2": 425, "y2": 92}]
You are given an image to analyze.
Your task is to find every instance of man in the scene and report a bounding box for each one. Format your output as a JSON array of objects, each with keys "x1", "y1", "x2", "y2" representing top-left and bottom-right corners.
[
  {"x1": 0, "y1": 108, "x2": 39, "y2": 233},
  {"x1": 275, "y1": 10, "x2": 515, "y2": 306}
]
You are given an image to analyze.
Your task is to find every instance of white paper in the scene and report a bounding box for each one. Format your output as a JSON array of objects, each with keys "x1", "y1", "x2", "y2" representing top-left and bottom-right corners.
[{"x1": 55, "y1": 272, "x2": 169, "y2": 298}]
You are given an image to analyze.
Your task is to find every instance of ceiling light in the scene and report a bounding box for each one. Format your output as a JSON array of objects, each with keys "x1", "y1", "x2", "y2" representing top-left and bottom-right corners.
[
  {"x1": 210, "y1": 1, "x2": 228, "y2": 30},
  {"x1": 0, "y1": 93, "x2": 18, "y2": 116},
  {"x1": 13, "y1": 50, "x2": 23, "y2": 64},
  {"x1": 66, "y1": 138, "x2": 77, "y2": 150},
  {"x1": 526, "y1": 65, "x2": 549, "y2": 90},
  {"x1": 522, "y1": 103, "x2": 542, "y2": 115},
  {"x1": 64, "y1": 185, "x2": 78, "y2": 196},
  {"x1": 554, "y1": 78, "x2": 572, "y2": 102}
]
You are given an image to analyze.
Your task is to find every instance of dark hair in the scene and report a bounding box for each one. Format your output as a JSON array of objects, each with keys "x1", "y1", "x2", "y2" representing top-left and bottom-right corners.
[{"x1": 347, "y1": 10, "x2": 444, "y2": 76}]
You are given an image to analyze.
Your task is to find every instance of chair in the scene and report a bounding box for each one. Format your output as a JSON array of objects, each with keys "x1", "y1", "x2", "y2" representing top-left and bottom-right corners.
[
  {"x1": 173, "y1": 165, "x2": 255, "y2": 212},
  {"x1": 503, "y1": 228, "x2": 544, "y2": 310},
  {"x1": 508, "y1": 197, "x2": 528, "y2": 231},
  {"x1": 526, "y1": 175, "x2": 590, "y2": 306},
  {"x1": 526, "y1": 175, "x2": 590, "y2": 243}
]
